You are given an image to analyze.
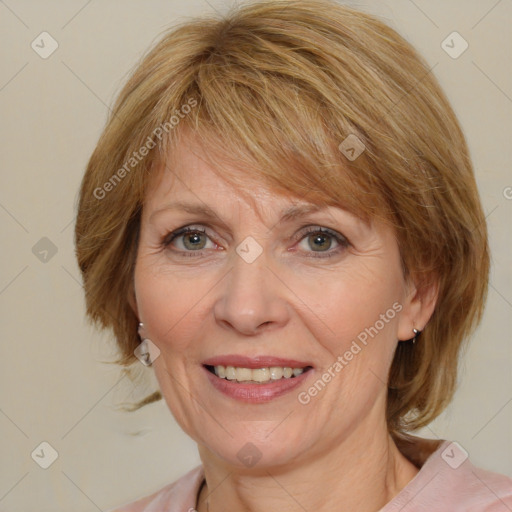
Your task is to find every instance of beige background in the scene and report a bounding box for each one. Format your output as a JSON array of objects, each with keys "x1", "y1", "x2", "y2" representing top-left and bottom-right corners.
[{"x1": 0, "y1": 0, "x2": 511, "y2": 510}]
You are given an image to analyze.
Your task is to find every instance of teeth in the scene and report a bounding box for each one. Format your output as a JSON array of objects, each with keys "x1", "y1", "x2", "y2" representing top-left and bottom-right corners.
[
  {"x1": 252, "y1": 368, "x2": 270, "y2": 382},
  {"x1": 225, "y1": 366, "x2": 236, "y2": 380},
  {"x1": 269, "y1": 367, "x2": 283, "y2": 379},
  {"x1": 213, "y1": 365, "x2": 305, "y2": 383},
  {"x1": 236, "y1": 367, "x2": 253, "y2": 381}
]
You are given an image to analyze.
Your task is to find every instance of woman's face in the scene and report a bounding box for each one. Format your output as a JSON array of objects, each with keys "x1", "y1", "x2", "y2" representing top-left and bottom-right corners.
[{"x1": 133, "y1": 138, "x2": 422, "y2": 469}]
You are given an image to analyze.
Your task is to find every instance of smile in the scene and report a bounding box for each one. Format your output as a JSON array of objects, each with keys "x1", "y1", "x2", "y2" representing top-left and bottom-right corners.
[
  {"x1": 202, "y1": 363, "x2": 314, "y2": 403},
  {"x1": 206, "y1": 365, "x2": 312, "y2": 383}
]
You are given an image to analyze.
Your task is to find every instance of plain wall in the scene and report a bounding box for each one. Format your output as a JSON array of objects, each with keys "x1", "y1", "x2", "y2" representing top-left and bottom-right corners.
[{"x1": 0, "y1": 1, "x2": 510, "y2": 510}]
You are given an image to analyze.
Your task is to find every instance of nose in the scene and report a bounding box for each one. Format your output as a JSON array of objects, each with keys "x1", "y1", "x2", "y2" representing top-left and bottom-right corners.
[{"x1": 213, "y1": 251, "x2": 290, "y2": 336}]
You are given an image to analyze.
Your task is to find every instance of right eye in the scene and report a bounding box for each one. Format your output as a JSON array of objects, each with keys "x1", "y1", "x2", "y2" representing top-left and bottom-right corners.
[{"x1": 162, "y1": 225, "x2": 219, "y2": 256}]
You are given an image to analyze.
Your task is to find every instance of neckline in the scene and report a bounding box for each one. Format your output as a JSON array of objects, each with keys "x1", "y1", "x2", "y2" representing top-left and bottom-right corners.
[{"x1": 193, "y1": 436, "x2": 447, "y2": 511}]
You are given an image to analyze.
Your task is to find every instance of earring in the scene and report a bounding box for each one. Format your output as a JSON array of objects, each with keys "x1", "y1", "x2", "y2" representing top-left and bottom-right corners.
[
  {"x1": 135, "y1": 322, "x2": 160, "y2": 366},
  {"x1": 412, "y1": 328, "x2": 421, "y2": 344}
]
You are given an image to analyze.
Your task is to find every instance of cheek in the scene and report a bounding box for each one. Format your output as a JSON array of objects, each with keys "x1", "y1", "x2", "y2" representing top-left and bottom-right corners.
[
  {"x1": 307, "y1": 274, "x2": 402, "y2": 405},
  {"x1": 299, "y1": 270, "x2": 403, "y2": 404},
  {"x1": 133, "y1": 258, "x2": 213, "y2": 356},
  {"x1": 134, "y1": 260, "x2": 213, "y2": 435},
  {"x1": 307, "y1": 266, "x2": 402, "y2": 347}
]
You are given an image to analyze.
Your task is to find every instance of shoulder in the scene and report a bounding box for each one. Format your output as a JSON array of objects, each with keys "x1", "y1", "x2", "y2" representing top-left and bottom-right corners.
[
  {"x1": 455, "y1": 460, "x2": 512, "y2": 511},
  {"x1": 431, "y1": 441, "x2": 512, "y2": 510},
  {"x1": 106, "y1": 465, "x2": 204, "y2": 512},
  {"x1": 387, "y1": 437, "x2": 512, "y2": 511}
]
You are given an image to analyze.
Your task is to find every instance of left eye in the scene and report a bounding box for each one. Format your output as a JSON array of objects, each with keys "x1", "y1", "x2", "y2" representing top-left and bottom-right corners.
[{"x1": 295, "y1": 227, "x2": 349, "y2": 258}]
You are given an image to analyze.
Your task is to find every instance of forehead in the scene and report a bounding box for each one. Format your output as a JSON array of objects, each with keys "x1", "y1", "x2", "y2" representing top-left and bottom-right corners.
[{"x1": 144, "y1": 137, "x2": 316, "y2": 219}]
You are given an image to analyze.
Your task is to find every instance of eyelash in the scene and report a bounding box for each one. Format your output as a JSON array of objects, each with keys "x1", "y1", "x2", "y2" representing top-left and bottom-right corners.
[{"x1": 161, "y1": 225, "x2": 350, "y2": 259}]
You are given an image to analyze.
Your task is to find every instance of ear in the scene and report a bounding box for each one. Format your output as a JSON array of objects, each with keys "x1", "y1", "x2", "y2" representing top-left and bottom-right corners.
[{"x1": 397, "y1": 273, "x2": 439, "y2": 341}]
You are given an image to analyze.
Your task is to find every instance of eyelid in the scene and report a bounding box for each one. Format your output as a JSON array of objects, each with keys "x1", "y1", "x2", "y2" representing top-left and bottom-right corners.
[
  {"x1": 163, "y1": 223, "x2": 347, "y2": 243},
  {"x1": 292, "y1": 224, "x2": 349, "y2": 244},
  {"x1": 162, "y1": 225, "x2": 209, "y2": 245}
]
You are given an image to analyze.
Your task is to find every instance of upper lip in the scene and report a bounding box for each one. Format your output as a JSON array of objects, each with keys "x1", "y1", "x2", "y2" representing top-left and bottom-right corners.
[{"x1": 202, "y1": 355, "x2": 313, "y2": 369}]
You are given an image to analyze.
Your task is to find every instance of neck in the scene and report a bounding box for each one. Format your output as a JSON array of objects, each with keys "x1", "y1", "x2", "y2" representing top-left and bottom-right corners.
[{"x1": 196, "y1": 420, "x2": 419, "y2": 512}]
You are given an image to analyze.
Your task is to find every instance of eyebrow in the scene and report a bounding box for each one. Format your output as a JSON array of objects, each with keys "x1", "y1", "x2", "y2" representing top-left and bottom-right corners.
[{"x1": 148, "y1": 200, "x2": 327, "y2": 224}]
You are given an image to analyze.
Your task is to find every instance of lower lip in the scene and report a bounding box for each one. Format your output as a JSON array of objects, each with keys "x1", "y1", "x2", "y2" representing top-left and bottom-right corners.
[{"x1": 203, "y1": 366, "x2": 313, "y2": 403}]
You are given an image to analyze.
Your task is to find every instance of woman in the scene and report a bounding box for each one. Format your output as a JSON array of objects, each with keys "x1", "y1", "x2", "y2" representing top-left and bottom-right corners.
[{"x1": 74, "y1": 0, "x2": 512, "y2": 510}]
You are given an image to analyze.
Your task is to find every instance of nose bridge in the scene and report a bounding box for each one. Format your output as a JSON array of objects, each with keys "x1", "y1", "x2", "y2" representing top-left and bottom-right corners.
[
  {"x1": 233, "y1": 241, "x2": 270, "y2": 292},
  {"x1": 214, "y1": 243, "x2": 288, "y2": 334}
]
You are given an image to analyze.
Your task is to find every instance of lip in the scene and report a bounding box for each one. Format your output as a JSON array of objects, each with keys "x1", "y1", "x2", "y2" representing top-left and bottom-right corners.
[
  {"x1": 202, "y1": 355, "x2": 313, "y2": 369},
  {"x1": 203, "y1": 366, "x2": 313, "y2": 403}
]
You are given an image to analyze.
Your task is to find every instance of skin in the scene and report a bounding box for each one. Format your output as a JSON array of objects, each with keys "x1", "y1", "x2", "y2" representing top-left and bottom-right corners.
[{"x1": 131, "y1": 136, "x2": 438, "y2": 512}]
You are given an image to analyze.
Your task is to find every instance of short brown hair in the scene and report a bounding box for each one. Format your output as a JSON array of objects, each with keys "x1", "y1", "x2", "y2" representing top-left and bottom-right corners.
[{"x1": 75, "y1": 0, "x2": 489, "y2": 436}]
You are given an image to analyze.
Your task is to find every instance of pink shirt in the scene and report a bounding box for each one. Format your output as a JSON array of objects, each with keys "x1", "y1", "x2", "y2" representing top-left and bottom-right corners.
[{"x1": 109, "y1": 437, "x2": 512, "y2": 511}]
